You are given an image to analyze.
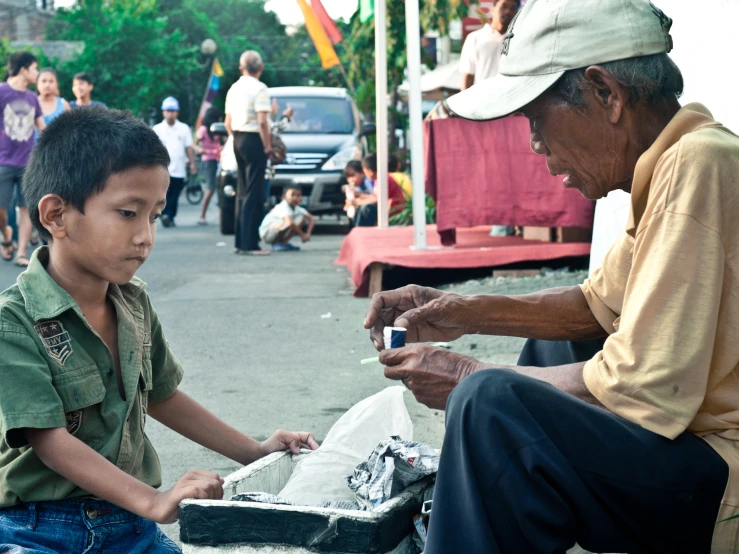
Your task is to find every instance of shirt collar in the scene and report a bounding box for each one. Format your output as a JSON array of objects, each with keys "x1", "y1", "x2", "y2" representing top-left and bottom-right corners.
[
  {"x1": 626, "y1": 103, "x2": 718, "y2": 236},
  {"x1": 17, "y1": 246, "x2": 147, "y2": 323}
]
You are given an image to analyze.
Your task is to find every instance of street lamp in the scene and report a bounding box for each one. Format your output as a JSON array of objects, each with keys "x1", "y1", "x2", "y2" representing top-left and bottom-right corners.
[{"x1": 201, "y1": 38, "x2": 217, "y2": 57}]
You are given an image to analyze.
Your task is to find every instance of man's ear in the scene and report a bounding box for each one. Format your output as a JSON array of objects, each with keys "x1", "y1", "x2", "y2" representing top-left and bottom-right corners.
[
  {"x1": 38, "y1": 194, "x2": 69, "y2": 240},
  {"x1": 583, "y1": 66, "x2": 625, "y2": 125}
]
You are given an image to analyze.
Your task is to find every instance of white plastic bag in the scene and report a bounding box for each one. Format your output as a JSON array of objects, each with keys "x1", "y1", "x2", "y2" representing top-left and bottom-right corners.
[{"x1": 279, "y1": 386, "x2": 413, "y2": 505}]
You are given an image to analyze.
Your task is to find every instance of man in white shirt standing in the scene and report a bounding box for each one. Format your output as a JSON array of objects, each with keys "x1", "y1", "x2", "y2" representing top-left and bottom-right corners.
[
  {"x1": 459, "y1": 0, "x2": 521, "y2": 91},
  {"x1": 153, "y1": 96, "x2": 197, "y2": 228},
  {"x1": 224, "y1": 50, "x2": 273, "y2": 255}
]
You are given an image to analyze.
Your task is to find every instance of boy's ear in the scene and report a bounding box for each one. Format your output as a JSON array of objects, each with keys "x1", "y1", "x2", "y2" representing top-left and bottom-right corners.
[{"x1": 38, "y1": 194, "x2": 69, "y2": 240}]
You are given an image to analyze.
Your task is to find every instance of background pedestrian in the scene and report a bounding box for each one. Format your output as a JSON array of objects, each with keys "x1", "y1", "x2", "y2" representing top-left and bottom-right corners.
[
  {"x1": 195, "y1": 106, "x2": 223, "y2": 226},
  {"x1": 0, "y1": 51, "x2": 45, "y2": 267},
  {"x1": 153, "y1": 96, "x2": 197, "y2": 228},
  {"x1": 224, "y1": 50, "x2": 272, "y2": 255}
]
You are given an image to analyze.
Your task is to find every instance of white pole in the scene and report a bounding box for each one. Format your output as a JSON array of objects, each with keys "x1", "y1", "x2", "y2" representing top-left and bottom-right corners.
[
  {"x1": 375, "y1": 0, "x2": 389, "y2": 228},
  {"x1": 405, "y1": 0, "x2": 427, "y2": 249}
]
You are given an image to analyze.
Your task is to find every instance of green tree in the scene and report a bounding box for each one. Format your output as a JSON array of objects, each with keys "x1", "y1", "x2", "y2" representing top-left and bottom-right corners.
[{"x1": 46, "y1": 0, "x2": 196, "y2": 119}]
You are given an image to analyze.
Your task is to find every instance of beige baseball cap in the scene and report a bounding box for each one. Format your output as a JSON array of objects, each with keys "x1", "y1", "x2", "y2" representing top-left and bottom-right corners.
[{"x1": 447, "y1": 0, "x2": 674, "y2": 121}]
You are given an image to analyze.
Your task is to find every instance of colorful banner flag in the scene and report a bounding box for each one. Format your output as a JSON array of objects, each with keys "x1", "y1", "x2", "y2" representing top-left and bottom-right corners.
[
  {"x1": 198, "y1": 58, "x2": 225, "y2": 121},
  {"x1": 310, "y1": 0, "x2": 343, "y2": 44},
  {"x1": 359, "y1": 0, "x2": 374, "y2": 22},
  {"x1": 297, "y1": 0, "x2": 340, "y2": 69}
]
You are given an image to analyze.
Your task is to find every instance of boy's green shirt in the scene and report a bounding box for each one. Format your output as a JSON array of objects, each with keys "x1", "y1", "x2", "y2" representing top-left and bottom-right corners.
[{"x1": 0, "y1": 247, "x2": 184, "y2": 507}]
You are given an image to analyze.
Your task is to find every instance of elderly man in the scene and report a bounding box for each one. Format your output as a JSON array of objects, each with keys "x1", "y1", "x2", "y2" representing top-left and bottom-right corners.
[
  {"x1": 225, "y1": 50, "x2": 272, "y2": 255},
  {"x1": 365, "y1": 1, "x2": 739, "y2": 553}
]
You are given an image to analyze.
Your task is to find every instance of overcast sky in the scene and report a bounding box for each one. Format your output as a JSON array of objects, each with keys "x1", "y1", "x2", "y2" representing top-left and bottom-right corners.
[{"x1": 265, "y1": 0, "x2": 358, "y2": 25}]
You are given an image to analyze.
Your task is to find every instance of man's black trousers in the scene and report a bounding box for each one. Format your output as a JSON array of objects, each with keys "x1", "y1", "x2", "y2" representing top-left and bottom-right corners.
[
  {"x1": 162, "y1": 176, "x2": 184, "y2": 220},
  {"x1": 424, "y1": 338, "x2": 728, "y2": 554},
  {"x1": 233, "y1": 131, "x2": 267, "y2": 251}
]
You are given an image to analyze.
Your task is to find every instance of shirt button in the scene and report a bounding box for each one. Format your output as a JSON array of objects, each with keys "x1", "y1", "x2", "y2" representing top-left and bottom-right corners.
[{"x1": 86, "y1": 507, "x2": 98, "y2": 519}]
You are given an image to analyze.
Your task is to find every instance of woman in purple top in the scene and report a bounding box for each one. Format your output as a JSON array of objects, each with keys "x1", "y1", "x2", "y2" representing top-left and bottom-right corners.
[
  {"x1": 195, "y1": 106, "x2": 224, "y2": 225},
  {"x1": 0, "y1": 52, "x2": 45, "y2": 266}
]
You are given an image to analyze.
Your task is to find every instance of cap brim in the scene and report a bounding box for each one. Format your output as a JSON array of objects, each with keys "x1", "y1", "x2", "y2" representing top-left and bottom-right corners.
[{"x1": 446, "y1": 71, "x2": 564, "y2": 121}]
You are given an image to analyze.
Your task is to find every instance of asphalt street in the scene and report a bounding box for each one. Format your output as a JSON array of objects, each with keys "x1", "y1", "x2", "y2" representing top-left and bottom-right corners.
[{"x1": 0, "y1": 199, "x2": 586, "y2": 543}]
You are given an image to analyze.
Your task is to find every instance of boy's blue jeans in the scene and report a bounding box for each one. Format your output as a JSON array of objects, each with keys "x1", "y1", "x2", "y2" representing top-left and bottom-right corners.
[{"x1": 0, "y1": 499, "x2": 181, "y2": 553}]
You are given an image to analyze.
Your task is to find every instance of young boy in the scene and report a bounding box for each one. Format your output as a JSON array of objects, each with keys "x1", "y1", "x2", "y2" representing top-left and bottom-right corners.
[
  {"x1": 70, "y1": 72, "x2": 107, "y2": 109},
  {"x1": 259, "y1": 185, "x2": 315, "y2": 252},
  {"x1": 0, "y1": 108, "x2": 318, "y2": 552},
  {"x1": 350, "y1": 153, "x2": 406, "y2": 227}
]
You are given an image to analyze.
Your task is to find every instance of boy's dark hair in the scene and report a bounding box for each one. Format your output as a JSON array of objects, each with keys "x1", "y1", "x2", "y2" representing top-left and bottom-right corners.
[
  {"x1": 23, "y1": 108, "x2": 170, "y2": 240},
  {"x1": 73, "y1": 72, "x2": 94, "y2": 85},
  {"x1": 282, "y1": 184, "x2": 302, "y2": 196},
  {"x1": 362, "y1": 153, "x2": 377, "y2": 173},
  {"x1": 388, "y1": 153, "x2": 401, "y2": 173},
  {"x1": 7, "y1": 51, "x2": 37, "y2": 77},
  {"x1": 343, "y1": 159, "x2": 363, "y2": 177}
]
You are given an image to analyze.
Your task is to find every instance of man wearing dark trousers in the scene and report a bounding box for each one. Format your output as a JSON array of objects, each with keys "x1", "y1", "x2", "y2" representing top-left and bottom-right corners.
[
  {"x1": 364, "y1": 0, "x2": 739, "y2": 552},
  {"x1": 225, "y1": 50, "x2": 272, "y2": 255},
  {"x1": 153, "y1": 96, "x2": 197, "y2": 228}
]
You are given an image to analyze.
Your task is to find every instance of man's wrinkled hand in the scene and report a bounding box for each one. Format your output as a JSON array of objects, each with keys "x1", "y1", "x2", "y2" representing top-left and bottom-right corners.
[
  {"x1": 380, "y1": 344, "x2": 484, "y2": 410},
  {"x1": 364, "y1": 285, "x2": 470, "y2": 351},
  {"x1": 259, "y1": 430, "x2": 320, "y2": 457}
]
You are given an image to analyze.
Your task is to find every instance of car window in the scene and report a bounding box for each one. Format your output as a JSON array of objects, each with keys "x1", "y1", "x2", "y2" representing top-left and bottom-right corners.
[{"x1": 273, "y1": 97, "x2": 355, "y2": 134}]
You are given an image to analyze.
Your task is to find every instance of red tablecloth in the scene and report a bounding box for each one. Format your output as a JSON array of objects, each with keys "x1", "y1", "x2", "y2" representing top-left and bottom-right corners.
[{"x1": 424, "y1": 117, "x2": 594, "y2": 245}]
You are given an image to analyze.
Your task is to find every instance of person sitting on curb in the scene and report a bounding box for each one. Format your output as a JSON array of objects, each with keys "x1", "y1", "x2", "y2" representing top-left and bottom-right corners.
[{"x1": 259, "y1": 184, "x2": 315, "y2": 252}]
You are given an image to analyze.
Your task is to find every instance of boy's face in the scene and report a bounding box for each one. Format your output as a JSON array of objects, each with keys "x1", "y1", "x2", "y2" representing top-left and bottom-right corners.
[
  {"x1": 58, "y1": 166, "x2": 170, "y2": 285},
  {"x1": 22, "y1": 62, "x2": 39, "y2": 86},
  {"x1": 345, "y1": 170, "x2": 364, "y2": 188},
  {"x1": 72, "y1": 79, "x2": 93, "y2": 100},
  {"x1": 363, "y1": 166, "x2": 377, "y2": 181},
  {"x1": 284, "y1": 188, "x2": 302, "y2": 207}
]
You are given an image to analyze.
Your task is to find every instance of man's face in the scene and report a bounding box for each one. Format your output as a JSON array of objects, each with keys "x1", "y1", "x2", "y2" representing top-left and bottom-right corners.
[
  {"x1": 345, "y1": 170, "x2": 364, "y2": 188},
  {"x1": 163, "y1": 110, "x2": 178, "y2": 125},
  {"x1": 520, "y1": 92, "x2": 630, "y2": 200},
  {"x1": 284, "y1": 188, "x2": 303, "y2": 207},
  {"x1": 60, "y1": 166, "x2": 169, "y2": 285},
  {"x1": 22, "y1": 62, "x2": 39, "y2": 87},
  {"x1": 72, "y1": 79, "x2": 93, "y2": 100},
  {"x1": 493, "y1": 0, "x2": 520, "y2": 33}
]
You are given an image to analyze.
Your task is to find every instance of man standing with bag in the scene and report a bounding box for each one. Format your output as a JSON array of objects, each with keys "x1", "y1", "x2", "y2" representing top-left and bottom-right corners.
[{"x1": 225, "y1": 50, "x2": 272, "y2": 255}]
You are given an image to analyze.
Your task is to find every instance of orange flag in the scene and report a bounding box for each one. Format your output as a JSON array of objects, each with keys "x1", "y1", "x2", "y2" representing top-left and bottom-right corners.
[
  {"x1": 310, "y1": 0, "x2": 343, "y2": 45},
  {"x1": 296, "y1": 0, "x2": 340, "y2": 69}
]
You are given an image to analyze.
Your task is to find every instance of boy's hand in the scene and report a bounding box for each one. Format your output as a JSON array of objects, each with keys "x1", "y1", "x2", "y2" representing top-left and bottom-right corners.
[
  {"x1": 259, "y1": 430, "x2": 319, "y2": 457},
  {"x1": 301, "y1": 232, "x2": 311, "y2": 243},
  {"x1": 146, "y1": 470, "x2": 224, "y2": 524}
]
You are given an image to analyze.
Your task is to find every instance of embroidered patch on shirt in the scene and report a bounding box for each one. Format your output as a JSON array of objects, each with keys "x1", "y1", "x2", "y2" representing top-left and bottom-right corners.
[
  {"x1": 65, "y1": 410, "x2": 83, "y2": 435},
  {"x1": 34, "y1": 320, "x2": 73, "y2": 366}
]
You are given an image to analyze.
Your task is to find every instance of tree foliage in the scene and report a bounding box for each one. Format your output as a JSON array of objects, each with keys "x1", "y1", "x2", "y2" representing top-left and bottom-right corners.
[
  {"x1": 46, "y1": 0, "x2": 196, "y2": 119},
  {"x1": 42, "y1": 0, "x2": 356, "y2": 123}
]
